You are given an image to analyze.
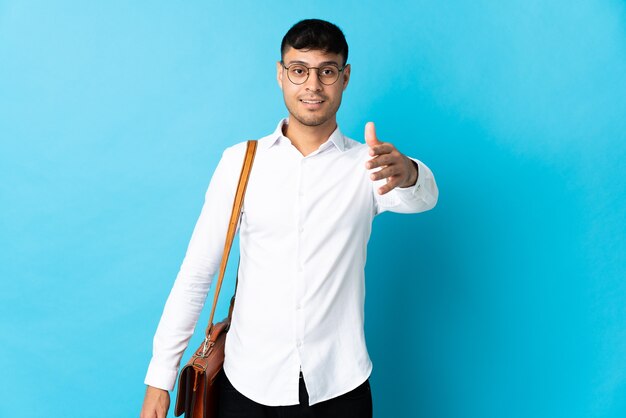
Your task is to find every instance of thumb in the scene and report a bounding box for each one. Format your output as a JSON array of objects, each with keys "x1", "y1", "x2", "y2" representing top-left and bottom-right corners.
[{"x1": 365, "y1": 121, "x2": 382, "y2": 147}]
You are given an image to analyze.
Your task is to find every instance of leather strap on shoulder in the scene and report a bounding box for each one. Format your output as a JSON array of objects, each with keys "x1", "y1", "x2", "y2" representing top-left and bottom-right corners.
[{"x1": 206, "y1": 140, "x2": 257, "y2": 331}]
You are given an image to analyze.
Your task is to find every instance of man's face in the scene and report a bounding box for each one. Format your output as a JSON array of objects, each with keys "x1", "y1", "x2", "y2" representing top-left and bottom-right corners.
[{"x1": 277, "y1": 47, "x2": 351, "y2": 129}]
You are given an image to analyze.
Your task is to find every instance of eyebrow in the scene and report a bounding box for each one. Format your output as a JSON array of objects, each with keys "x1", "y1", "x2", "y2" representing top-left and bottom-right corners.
[{"x1": 285, "y1": 60, "x2": 342, "y2": 67}]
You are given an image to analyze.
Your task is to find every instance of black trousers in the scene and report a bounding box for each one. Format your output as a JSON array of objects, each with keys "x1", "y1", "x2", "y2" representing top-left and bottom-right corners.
[{"x1": 216, "y1": 370, "x2": 373, "y2": 418}]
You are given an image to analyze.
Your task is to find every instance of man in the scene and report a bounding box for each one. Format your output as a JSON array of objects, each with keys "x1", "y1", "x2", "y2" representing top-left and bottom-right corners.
[{"x1": 141, "y1": 19, "x2": 438, "y2": 418}]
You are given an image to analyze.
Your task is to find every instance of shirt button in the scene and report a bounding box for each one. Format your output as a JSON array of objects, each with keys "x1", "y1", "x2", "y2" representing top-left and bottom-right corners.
[
  {"x1": 299, "y1": 226, "x2": 304, "y2": 233},
  {"x1": 297, "y1": 340, "x2": 303, "y2": 347},
  {"x1": 296, "y1": 303, "x2": 302, "y2": 310}
]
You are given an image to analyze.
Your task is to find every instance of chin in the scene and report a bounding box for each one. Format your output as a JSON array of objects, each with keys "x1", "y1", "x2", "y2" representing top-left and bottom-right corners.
[
  {"x1": 290, "y1": 109, "x2": 334, "y2": 127},
  {"x1": 297, "y1": 116, "x2": 329, "y2": 127}
]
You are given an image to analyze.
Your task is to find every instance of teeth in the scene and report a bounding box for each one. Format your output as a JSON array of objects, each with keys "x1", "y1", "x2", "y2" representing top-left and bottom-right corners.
[{"x1": 302, "y1": 100, "x2": 323, "y2": 104}]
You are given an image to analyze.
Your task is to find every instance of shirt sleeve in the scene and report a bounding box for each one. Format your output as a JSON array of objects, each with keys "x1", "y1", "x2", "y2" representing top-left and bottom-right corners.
[
  {"x1": 373, "y1": 157, "x2": 439, "y2": 215},
  {"x1": 144, "y1": 143, "x2": 244, "y2": 391}
]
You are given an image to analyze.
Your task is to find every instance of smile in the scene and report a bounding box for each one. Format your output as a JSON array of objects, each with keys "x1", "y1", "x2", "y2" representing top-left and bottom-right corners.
[{"x1": 301, "y1": 100, "x2": 324, "y2": 104}]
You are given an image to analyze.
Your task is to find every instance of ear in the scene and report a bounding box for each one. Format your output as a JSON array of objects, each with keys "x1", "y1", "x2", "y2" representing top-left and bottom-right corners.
[
  {"x1": 276, "y1": 61, "x2": 284, "y2": 90},
  {"x1": 342, "y1": 63, "x2": 351, "y2": 91}
]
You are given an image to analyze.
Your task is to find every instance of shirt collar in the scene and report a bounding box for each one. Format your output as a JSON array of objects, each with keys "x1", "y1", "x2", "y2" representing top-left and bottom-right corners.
[{"x1": 258, "y1": 118, "x2": 346, "y2": 152}]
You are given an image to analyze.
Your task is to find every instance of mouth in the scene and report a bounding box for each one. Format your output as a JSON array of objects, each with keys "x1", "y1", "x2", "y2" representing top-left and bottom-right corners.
[{"x1": 300, "y1": 98, "x2": 325, "y2": 109}]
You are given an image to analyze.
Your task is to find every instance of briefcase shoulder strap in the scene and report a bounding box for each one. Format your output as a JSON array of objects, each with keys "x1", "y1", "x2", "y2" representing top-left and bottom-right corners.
[{"x1": 206, "y1": 140, "x2": 257, "y2": 332}]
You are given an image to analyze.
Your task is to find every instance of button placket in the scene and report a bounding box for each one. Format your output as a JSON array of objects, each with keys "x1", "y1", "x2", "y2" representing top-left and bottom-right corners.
[{"x1": 294, "y1": 157, "x2": 307, "y2": 351}]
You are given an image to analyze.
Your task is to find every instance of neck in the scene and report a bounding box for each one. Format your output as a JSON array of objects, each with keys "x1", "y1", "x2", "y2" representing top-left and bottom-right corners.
[{"x1": 283, "y1": 116, "x2": 337, "y2": 156}]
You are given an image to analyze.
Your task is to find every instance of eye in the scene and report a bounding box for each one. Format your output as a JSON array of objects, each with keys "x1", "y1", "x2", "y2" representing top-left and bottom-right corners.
[
  {"x1": 289, "y1": 65, "x2": 307, "y2": 76},
  {"x1": 320, "y1": 66, "x2": 339, "y2": 77}
]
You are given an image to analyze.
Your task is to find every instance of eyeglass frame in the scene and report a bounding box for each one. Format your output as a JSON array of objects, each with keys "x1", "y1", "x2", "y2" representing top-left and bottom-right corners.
[{"x1": 280, "y1": 61, "x2": 348, "y2": 86}]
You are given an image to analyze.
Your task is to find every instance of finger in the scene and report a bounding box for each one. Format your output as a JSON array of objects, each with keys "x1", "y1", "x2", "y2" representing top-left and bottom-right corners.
[
  {"x1": 368, "y1": 143, "x2": 394, "y2": 157},
  {"x1": 377, "y1": 180, "x2": 398, "y2": 195},
  {"x1": 365, "y1": 122, "x2": 383, "y2": 147},
  {"x1": 378, "y1": 174, "x2": 404, "y2": 195},
  {"x1": 369, "y1": 165, "x2": 401, "y2": 181},
  {"x1": 365, "y1": 153, "x2": 394, "y2": 169}
]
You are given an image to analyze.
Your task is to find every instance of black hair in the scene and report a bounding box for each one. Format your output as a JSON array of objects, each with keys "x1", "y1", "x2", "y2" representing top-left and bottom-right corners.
[{"x1": 280, "y1": 19, "x2": 349, "y2": 65}]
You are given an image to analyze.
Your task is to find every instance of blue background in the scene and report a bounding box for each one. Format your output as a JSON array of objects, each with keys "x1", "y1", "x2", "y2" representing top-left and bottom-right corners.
[{"x1": 1, "y1": 1, "x2": 625, "y2": 417}]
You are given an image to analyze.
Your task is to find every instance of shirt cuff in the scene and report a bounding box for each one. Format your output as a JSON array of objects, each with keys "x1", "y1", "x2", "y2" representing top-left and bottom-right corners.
[{"x1": 144, "y1": 361, "x2": 179, "y2": 391}]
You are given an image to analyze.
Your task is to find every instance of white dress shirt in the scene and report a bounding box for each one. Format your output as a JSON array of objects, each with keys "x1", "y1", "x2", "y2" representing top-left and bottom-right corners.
[{"x1": 145, "y1": 118, "x2": 438, "y2": 406}]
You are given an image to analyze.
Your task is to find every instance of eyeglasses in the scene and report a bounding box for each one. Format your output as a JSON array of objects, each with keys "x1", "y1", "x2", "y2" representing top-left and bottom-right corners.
[{"x1": 281, "y1": 61, "x2": 346, "y2": 85}]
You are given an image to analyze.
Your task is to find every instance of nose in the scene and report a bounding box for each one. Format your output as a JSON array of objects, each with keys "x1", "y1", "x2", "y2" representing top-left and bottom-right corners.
[{"x1": 304, "y1": 68, "x2": 323, "y2": 92}]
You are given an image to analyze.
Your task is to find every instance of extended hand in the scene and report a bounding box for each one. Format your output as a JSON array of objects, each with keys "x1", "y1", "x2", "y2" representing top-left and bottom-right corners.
[
  {"x1": 140, "y1": 386, "x2": 170, "y2": 418},
  {"x1": 364, "y1": 122, "x2": 418, "y2": 195}
]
